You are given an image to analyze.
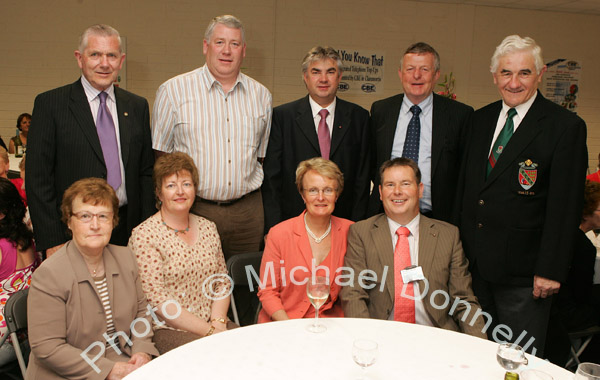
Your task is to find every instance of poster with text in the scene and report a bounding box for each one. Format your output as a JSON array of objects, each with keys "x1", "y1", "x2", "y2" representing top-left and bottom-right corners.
[
  {"x1": 336, "y1": 48, "x2": 385, "y2": 95},
  {"x1": 542, "y1": 58, "x2": 581, "y2": 112}
]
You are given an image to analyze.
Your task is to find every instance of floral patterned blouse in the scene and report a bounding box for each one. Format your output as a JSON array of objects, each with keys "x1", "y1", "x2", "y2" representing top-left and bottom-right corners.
[{"x1": 129, "y1": 213, "x2": 229, "y2": 330}]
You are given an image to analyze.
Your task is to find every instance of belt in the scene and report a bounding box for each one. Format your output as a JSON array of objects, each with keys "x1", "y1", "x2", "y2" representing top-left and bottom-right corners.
[{"x1": 196, "y1": 189, "x2": 258, "y2": 206}]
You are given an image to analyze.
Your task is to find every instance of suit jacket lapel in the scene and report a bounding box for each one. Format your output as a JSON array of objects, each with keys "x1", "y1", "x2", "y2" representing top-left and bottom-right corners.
[
  {"x1": 485, "y1": 95, "x2": 545, "y2": 188},
  {"x1": 330, "y1": 98, "x2": 351, "y2": 157},
  {"x1": 370, "y1": 214, "x2": 395, "y2": 303},
  {"x1": 431, "y1": 94, "x2": 448, "y2": 178},
  {"x1": 296, "y1": 96, "x2": 321, "y2": 154},
  {"x1": 417, "y1": 215, "x2": 438, "y2": 288},
  {"x1": 69, "y1": 79, "x2": 104, "y2": 163},
  {"x1": 379, "y1": 95, "x2": 403, "y2": 160},
  {"x1": 115, "y1": 87, "x2": 131, "y2": 166}
]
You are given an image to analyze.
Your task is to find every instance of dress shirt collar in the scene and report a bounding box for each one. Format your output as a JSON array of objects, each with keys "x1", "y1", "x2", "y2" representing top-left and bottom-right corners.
[
  {"x1": 308, "y1": 95, "x2": 336, "y2": 119},
  {"x1": 81, "y1": 75, "x2": 115, "y2": 103},
  {"x1": 401, "y1": 92, "x2": 433, "y2": 118},
  {"x1": 387, "y1": 213, "x2": 420, "y2": 239},
  {"x1": 200, "y1": 64, "x2": 246, "y2": 93},
  {"x1": 501, "y1": 90, "x2": 537, "y2": 121}
]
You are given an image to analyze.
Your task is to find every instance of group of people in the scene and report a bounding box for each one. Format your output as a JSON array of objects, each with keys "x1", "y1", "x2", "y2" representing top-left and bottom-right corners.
[{"x1": 0, "y1": 11, "x2": 591, "y2": 380}]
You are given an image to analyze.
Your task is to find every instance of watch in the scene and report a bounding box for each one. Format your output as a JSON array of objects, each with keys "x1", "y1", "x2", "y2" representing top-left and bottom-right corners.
[{"x1": 211, "y1": 317, "x2": 227, "y2": 324}]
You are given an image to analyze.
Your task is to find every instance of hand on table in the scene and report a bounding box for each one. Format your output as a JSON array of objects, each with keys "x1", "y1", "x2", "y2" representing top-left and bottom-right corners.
[{"x1": 128, "y1": 352, "x2": 152, "y2": 368}]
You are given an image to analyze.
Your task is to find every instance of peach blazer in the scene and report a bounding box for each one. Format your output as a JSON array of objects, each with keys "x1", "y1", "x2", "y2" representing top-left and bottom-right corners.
[{"x1": 257, "y1": 211, "x2": 353, "y2": 323}]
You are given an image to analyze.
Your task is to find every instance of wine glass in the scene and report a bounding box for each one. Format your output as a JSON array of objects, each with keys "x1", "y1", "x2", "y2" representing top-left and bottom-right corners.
[
  {"x1": 520, "y1": 369, "x2": 553, "y2": 380},
  {"x1": 306, "y1": 275, "x2": 330, "y2": 333},
  {"x1": 352, "y1": 339, "x2": 378, "y2": 379},
  {"x1": 575, "y1": 363, "x2": 600, "y2": 380},
  {"x1": 496, "y1": 343, "x2": 528, "y2": 377}
]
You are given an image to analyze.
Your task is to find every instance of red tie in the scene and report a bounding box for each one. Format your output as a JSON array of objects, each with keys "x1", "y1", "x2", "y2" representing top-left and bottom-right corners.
[
  {"x1": 317, "y1": 109, "x2": 331, "y2": 160},
  {"x1": 394, "y1": 226, "x2": 415, "y2": 323}
]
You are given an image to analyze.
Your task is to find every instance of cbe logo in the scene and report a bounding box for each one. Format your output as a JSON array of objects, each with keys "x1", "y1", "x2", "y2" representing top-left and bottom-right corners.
[
  {"x1": 338, "y1": 82, "x2": 350, "y2": 92},
  {"x1": 361, "y1": 83, "x2": 376, "y2": 93}
]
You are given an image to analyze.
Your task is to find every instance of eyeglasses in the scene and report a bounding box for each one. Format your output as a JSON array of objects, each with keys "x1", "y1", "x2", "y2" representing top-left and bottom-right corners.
[
  {"x1": 71, "y1": 211, "x2": 113, "y2": 224},
  {"x1": 303, "y1": 187, "x2": 337, "y2": 197}
]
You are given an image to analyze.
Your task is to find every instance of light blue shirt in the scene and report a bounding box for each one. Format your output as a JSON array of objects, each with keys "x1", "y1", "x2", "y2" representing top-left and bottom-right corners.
[{"x1": 391, "y1": 93, "x2": 433, "y2": 212}]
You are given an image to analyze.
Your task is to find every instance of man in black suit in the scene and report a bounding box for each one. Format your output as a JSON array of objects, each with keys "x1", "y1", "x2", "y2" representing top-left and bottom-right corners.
[
  {"x1": 368, "y1": 42, "x2": 473, "y2": 224},
  {"x1": 459, "y1": 35, "x2": 587, "y2": 356},
  {"x1": 27, "y1": 24, "x2": 154, "y2": 255},
  {"x1": 262, "y1": 46, "x2": 370, "y2": 233}
]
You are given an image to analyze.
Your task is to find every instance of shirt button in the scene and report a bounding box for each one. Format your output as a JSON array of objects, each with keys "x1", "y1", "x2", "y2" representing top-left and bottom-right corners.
[
  {"x1": 477, "y1": 223, "x2": 483, "y2": 229},
  {"x1": 227, "y1": 139, "x2": 230, "y2": 143},
  {"x1": 478, "y1": 200, "x2": 484, "y2": 206},
  {"x1": 227, "y1": 118, "x2": 229, "y2": 122},
  {"x1": 228, "y1": 182, "x2": 231, "y2": 186},
  {"x1": 228, "y1": 160, "x2": 231, "y2": 164}
]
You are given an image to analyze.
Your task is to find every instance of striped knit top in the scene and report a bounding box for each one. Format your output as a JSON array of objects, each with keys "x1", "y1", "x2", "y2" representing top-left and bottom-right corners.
[{"x1": 93, "y1": 275, "x2": 118, "y2": 345}]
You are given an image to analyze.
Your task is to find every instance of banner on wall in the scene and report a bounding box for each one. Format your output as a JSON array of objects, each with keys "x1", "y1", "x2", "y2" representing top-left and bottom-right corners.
[
  {"x1": 542, "y1": 58, "x2": 581, "y2": 112},
  {"x1": 335, "y1": 48, "x2": 385, "y2": 95}
]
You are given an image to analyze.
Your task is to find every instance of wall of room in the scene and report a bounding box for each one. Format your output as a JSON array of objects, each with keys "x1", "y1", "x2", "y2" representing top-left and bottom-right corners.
[{"x1": 1, "y1": 0, "x2": 598, "y2": 168}]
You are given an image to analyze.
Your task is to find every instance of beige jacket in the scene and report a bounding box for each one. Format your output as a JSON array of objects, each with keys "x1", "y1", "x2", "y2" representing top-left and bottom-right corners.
[{"x1": 26, "y1": 241, "x2": 159, "y2": 380}]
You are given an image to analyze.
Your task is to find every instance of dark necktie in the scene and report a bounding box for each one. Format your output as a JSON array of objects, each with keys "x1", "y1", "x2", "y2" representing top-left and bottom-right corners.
[
  {"x1": 402, "y1": 105, "x2": 421, "y2": 162},
  {"x1": 317, "y1": 109, "x2": 331, "y2": 160},
  {"x1": 97, "y1": 92, "x2": 122, "y2": 190},
  {"x1": 487, "y1": 108, "x2": 517, "y2": 178}
]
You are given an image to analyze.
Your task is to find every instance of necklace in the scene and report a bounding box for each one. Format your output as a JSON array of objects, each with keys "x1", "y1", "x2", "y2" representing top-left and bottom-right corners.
[
  {"x1": 89, "y1": 261, "x2": 103, "y2": 276},
  {"x1": 304, "y1": 214, "x2": 331, "y2": 243},
  {"x1": 162, "y1": 218, "x2": 190, "y2": 234}
]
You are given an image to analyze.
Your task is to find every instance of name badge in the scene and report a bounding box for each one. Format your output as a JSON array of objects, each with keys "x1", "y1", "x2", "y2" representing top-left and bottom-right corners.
[{"x1": 401, "y1": 265, "x2": 425, "y2": 283}]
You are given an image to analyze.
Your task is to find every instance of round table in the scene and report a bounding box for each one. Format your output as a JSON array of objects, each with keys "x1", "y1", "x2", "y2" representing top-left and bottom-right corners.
[{"x1": 124, "y1": 318, "x2": 573, "y2": 379}]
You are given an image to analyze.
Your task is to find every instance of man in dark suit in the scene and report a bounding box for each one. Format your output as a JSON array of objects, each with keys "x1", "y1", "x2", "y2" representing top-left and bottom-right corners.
[
  {"x1": 27, "y1": 24, "x2": 154, "y2": 255},
  {"x1": 368, "y1": 42, "x2": 473, "y2": 224},
  {"x1": 459, "y1": 35, "x2": 588, "y2": 356},
  {"x1": 262, "y1": 46, "x2": 370, "y2": 233},
  {"x1": 340, "y1": 158, "x2": 486, "y2": 338}
]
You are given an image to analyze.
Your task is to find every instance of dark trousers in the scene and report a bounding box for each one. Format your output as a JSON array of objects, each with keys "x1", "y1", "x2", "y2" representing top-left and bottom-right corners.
[
  {"x1": 472, "y1": 269, "x2": 552, "y2": 357},
  {"x1": 192, "y1": 190, "x2": 264, "y2": 325},
  {"x1": 191, "y1": 190, "x2": 264, "y2": 262}
]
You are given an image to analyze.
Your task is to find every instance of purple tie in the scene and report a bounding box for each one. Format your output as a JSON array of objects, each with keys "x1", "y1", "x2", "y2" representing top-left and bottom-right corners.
[
  {"x1": 96, "y1": 92, "x2": 122, "y2": 190},
  {"x1": 317, "y1": 109, "x2": 331, "y2": 160}
]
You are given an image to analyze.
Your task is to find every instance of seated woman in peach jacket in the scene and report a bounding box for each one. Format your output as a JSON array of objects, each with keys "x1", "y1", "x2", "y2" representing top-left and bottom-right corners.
[{"x1": 257, "y1": 158, "x2": 353, "y2": 322}]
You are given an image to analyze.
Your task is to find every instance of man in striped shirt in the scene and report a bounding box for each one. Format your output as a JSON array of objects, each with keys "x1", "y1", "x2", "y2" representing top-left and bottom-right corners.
[{"x1": 152, "y1": 15, "x2": 272, "y2": 261}]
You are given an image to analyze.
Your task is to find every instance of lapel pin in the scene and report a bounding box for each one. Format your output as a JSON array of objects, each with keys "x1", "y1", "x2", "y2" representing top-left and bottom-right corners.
[
  {"x1": 431, "y1": 232, "x2": 437, "y2": 237},
  {"x1": 338, "y1": 125, "x2": 342, "y2": 128},
  {"x1": 124, "y1": 112, "x2": 129, "y2": 116}
]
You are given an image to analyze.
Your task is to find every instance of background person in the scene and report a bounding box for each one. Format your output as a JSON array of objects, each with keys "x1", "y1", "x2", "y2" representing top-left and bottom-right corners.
[
  {"x1": 26, "y1": 178, "x2": 158, "y2": 380},
  {"x1": 129, "y1": 152, "x2": 233, "y2": 354},
  {"x1": 8, "y1": 113, "x2": 31, "y2": 154},
  {"x1": 0, "y1": 147, "x2": 26, "y2": 205},
  {"x1": 257, "y1": 158, "x2": 352, "y2": 323},
  {"x1": 586, "y1": 153, "x2": 600, "y2": 183},
  {"x1": 0, "y1": 177, "x2": 38, "y2": 366}
]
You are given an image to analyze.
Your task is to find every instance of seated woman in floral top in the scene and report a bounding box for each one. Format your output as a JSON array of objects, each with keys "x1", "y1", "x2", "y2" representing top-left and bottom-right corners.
[{"x1": 129, "y1": 152, "x2": 233, "y2": 354}]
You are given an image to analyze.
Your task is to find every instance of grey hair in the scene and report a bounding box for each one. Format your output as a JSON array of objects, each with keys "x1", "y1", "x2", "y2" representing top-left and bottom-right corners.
[
  {"x1": 490, "y1": 35, "x2": 544, "y2": 74},
  {"x1": 401, "y1": 42, "x2": 440, "y2": 72},
  {"x1": 301, "y1": 46, "x2": 342, "y2": 74},
  {"x1": 204, "y1": 15, "x2": 245, "y2": 44},
  {"x1": 79, "y1": 24, "x2": 122, "y2": 52}
]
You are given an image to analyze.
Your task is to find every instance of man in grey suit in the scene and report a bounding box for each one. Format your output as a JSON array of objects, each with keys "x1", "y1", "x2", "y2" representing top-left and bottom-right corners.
[
  {"x1": 341, "y1": 158, "x2": 486, "y2": 338},
  {"x1": 27, "y1": 24, "x2": 155, "y2": 255}
]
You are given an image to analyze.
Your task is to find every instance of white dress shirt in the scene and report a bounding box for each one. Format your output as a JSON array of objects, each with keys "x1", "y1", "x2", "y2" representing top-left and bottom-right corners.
[{"x1": 488, "y1": 92, "x2": 537, "y2": 156}]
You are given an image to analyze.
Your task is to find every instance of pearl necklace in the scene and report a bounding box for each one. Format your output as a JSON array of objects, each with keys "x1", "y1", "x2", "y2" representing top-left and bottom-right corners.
[{"x1": 304, "y1": 214, "x2": 331, "y2": 244}]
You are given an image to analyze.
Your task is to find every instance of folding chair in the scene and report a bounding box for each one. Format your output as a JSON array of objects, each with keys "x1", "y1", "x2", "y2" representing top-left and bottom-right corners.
[
  {"x1": 566, "y1": 325, "x2": 600, "y2": 369},
  {"x1": 0, "y1": 288, "x2": 29, "y2": 379},
  {"x1": 226, "y1": 251, "x2": 263, "y2": 326}
]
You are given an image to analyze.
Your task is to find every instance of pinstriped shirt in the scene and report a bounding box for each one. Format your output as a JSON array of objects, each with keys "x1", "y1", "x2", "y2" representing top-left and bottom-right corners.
[{"x1": 152, "y1": 65, "x2": 272, "y2": 201}]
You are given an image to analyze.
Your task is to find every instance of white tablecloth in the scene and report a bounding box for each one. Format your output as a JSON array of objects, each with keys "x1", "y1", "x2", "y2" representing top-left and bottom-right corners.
[{"x1": 124, "y1": 318, "x2": 573, "y2": 380}]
